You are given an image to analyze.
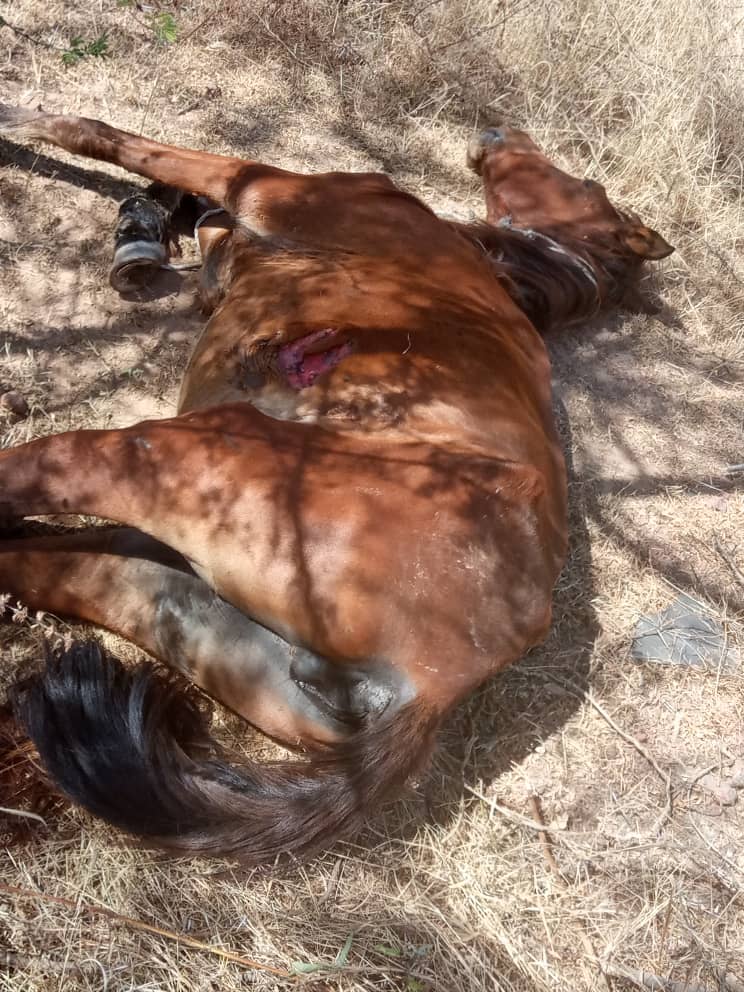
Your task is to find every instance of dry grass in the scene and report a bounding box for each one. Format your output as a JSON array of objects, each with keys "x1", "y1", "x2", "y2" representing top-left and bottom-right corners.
[{"x1": 1, "y1": 1, "x2": 744, "y2": 989}]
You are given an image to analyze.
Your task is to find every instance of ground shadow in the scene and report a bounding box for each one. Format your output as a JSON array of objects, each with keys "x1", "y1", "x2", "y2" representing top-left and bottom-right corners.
[
  {"x1": 0, "y1": 138, "x2": 141, "y2": 202},
  {"x1": 547, "y1": 316, "x2": 744, "y2": 612}
]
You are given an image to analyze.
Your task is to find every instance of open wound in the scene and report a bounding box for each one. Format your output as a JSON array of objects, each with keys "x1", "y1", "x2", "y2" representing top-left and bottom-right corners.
[{"x1": 277, "y1": 328, "x2": 354, "y2": 390}]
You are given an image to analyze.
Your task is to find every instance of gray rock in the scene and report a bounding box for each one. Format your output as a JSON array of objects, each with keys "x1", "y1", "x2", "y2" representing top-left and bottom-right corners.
[{"x1": 631, "y1": 593, "x2": 740, "y2": 673}]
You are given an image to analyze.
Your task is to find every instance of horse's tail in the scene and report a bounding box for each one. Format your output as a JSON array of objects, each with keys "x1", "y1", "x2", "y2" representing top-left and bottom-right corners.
[{"x1": 10, "y1": 641, "x2": 438, "y2": 862}]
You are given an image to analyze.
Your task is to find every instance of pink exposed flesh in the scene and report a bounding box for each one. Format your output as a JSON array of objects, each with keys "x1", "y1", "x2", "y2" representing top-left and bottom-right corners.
[{"x1": 277, "y1": 328, "x2": 354, "y2": 390}]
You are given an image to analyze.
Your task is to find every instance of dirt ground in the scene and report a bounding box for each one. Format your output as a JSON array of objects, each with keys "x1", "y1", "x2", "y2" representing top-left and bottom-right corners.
[{"x1": 1, "y1": 2, "x2": 743, "y2": 990}]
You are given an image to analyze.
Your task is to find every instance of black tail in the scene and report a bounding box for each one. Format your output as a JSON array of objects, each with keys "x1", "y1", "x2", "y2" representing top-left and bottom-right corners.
[{"x1": 9, "y1": 642, "x2": 438, "y2": 862}]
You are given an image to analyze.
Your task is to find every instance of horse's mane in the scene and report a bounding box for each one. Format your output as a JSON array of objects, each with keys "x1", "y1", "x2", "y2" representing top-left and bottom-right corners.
[{"x1": 454, "y1": 220, "x2": 638, "y2": 333}]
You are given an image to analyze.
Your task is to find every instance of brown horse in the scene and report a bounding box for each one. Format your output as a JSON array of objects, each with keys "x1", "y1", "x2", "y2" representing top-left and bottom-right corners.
[{"x1": 0, "y1": 105, "x2": 672, "y2": 862}]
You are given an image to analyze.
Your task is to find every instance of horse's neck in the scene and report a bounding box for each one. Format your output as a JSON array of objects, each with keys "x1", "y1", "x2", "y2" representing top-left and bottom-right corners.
[{"x1": 457, "y1": 221, "x2": 611, "y2": 333}]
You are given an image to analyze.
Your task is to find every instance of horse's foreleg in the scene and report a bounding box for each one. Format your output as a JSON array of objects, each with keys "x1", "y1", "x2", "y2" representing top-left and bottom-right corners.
[
  {"x1": 0, "y1": 103, "x2": 276, "y2": 207},
  {"x1": 0, "y1": 528, "x2": 364, "y2": 746}
]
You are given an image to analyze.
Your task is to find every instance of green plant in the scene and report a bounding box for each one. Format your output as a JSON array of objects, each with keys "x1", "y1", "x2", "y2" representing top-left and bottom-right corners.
[
  {"x1": 290, "y1": 933, "x2": 354, "y2": 975},
  {"x1": 61, "y1": 32, "x2": 110, "y2": 66},
  {"x1": 150, "y1": 10, "x2": 177, "y2": 44},
  {"x1": 116, "y1": 2, "x2": 178, "y2": 45}
]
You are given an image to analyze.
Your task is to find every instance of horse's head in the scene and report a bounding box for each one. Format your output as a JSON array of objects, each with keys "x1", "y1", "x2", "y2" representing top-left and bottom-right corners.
[
  {"x1": 467, "y1": 126, "x2": 674, "y2": 327},
  {"x1": 468, "y1": 125, "x2": 673, "y2": 261}
]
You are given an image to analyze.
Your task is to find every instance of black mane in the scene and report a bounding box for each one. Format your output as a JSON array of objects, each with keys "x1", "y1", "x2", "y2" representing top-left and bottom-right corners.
[{"x1": 454, "y1": 220, "x2": 639, "y2": 333}]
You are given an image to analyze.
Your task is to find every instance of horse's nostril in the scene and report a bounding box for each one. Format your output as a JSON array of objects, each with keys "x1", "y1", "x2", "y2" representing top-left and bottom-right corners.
[
  {"x1": 467, "y1": 128, "x2": 507, "y2": 173},
  {"x1": 484, "y1": 127, "x2": 505, "y2": 144}
]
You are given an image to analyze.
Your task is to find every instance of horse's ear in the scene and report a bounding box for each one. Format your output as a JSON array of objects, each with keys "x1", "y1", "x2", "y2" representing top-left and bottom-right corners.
[{"x1": 622, "y1": 224, "x2": 674, "y2": 260}]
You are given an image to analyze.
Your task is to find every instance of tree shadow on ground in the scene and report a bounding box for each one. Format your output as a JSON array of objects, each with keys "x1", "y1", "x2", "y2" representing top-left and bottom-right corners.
[{"x1": 0, "y1": 138, "x2": 141, "y2": 202}]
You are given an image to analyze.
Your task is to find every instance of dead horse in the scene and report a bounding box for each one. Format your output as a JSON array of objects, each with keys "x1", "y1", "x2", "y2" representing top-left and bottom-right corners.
[{"x1": 0, "y1": 105, "x2": 673, "y2": 862}]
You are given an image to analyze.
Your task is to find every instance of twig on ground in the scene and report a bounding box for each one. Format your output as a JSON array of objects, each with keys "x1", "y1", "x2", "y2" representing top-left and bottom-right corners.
[
  {"x1": 711, "y1": 537, "x2": 744, "y2": 589},
  {"x1": 548, "y1": 677, "x2": 673, "y2": 836},
  {"x1": 0, "y1": 883, "x2": 293, "y2": 980},
  {"x1": 688, "y1": 817, "x2": 744, "y2": 880},
  {"x1": 0, "y1": 805, "x2": 46, "y2": 825},
  {"x1": 464, "y1": 785, "x2": 569, "y2": 833},
  {"x1": 319, "y1": 858, "x2": 344, "y2": 905},
  {"x1": 724, "y1": 464, "x2": 744, "y2": 475},
  {"x1": 528, "y1": 794, "x2": 565, "y2": 884},
  {"x1": 528, "y1": 794, "x2": 611, "y2": 992},
  {"x1": 0, "y1": 15, "x2": 62, "y2": 51},
  {"x1": 179, "y1": 5, "x2": 224, "y2": 44},
  {"x1": 250, "y1": 11, "x2": 314, "y2": 68},
  {"x1": 601, "y1": 962, "x2": 707, "y2": 992},
  {"x1": 139, "y1": 71, "x2": 162, "y2": 133}
]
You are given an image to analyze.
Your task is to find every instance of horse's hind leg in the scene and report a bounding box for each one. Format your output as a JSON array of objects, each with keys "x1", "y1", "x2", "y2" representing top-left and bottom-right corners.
[
  {"x1": 0, "y1": 412, "x2": 281, "y2": 625},
  {"x1": 0, "y1": 528, "x2": 364, "y2": 747}
]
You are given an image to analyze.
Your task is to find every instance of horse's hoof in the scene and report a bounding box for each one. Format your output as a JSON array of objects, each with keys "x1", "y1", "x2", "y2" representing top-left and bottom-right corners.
[
  {"x1": 110, "y1": 192, "x2": 172, "y2": 293},
  {"x1": 0, "y1": 102, "x2": 45, "y2": 140},
  {"x1": 109, "y1": 240, "x2": 169, "y2": 293}
]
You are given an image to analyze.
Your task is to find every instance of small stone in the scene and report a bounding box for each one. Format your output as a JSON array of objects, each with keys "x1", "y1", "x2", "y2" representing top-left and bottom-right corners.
[
  {"x1": 0, "y1": 391, "x2": 29, "y2": 419},
  {"x1": 698, "y1": 772, "x2": 738, "y2": 806},
  {"x1": 727, "y1": 758, "x2": 744, "y2": 789}
]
